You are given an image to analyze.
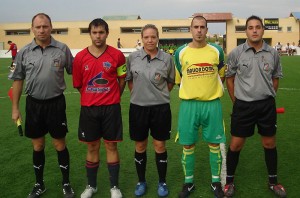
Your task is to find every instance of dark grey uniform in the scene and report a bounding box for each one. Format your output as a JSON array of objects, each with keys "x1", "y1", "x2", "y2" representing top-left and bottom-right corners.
[
  {"x1": 226, "y1": 41, "x2": 282, "y2": 137},
  {"x1": 126, "y1": 48, "x2": 175, "y2": 141},
  {"x1": 9, "y1": 37, "x2": 73, "y2": 138}
]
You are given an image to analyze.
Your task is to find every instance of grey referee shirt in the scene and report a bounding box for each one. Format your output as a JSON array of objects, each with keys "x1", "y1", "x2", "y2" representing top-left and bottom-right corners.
[
  {"x1": 126, "y1": 48, "x2": 175, "y2": 106},
  {"x1": 9, "y1": 37, "x2": 73, "y2": 100},
  {"x1": 226, "y1": 41, "x2": 283, "y2": 102}
]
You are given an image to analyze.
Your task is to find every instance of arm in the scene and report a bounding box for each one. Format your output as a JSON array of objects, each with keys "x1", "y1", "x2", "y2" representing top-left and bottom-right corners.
[
  {"x1": 11, "y1": 80, "x2": 24, "y2": 123},
  {"x1": 127, "y1": 79, "x2": 133, "y2": 92},
  {"x1": 167, "y1": 83, "x2": 174, "y2": 92},
  {"x1": 226, "y1": 76, "x2": 236, "y2": 103},
  {"x1": 220, "y1": 76, "x2": 225, "y2": 83},
  {"x1": 6, "y1": 44, "x2": 12, "y2": 54},
  {"x1": 65, "y1": 46, "x2": 74, "y2": 75},
  {"x1": 272, "y1": 78, "x2": 279, "y2": 92},
  {"x1": 118, "y1": 77, "x2": 126, "y2": 96}
]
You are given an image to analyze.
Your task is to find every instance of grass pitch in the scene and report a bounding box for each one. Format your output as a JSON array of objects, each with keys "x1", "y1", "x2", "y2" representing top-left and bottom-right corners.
[{"x1": 0, "y1": 56, "x2": 299, "y2": 197}]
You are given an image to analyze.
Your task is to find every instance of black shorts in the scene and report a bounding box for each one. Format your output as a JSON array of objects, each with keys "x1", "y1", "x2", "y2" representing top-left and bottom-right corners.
[
  {"x1": 129, "y1": 103, "x2": 171, "y2": 141},
  {"x1": 78, "y1": 104, "x2": 123, "y2": 143},
  {"x1": 25, "y1": 94, "x2": 68, "y2": 139},
  {"x1": 230, "y1": 97, "x2": 277, "y2": 137}
]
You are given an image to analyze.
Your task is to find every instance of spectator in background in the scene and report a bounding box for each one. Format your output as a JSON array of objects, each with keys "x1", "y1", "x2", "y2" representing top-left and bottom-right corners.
[
  {"x1": 285, "y1": 43, "x2": 292, "y2": 56},
  {"x1": 5, "y1": 40, "x2": 18, "y2": 69},
  {"x1": 275, "y1": 42, "x2": 282, "y2": 55},
  {"x1": 290, "y1": 42, "x2": 296, "y2": 55},
  {"x1": 117, "y1": 38, "x2": 123, "y2": 48},
  {"x1": 136, "y1": 41, "x2": 143, "y2": 50}
]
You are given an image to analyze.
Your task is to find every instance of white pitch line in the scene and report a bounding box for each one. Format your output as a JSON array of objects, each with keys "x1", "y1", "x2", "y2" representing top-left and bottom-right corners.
[{"x1": 220, "y1": 142, "x2": 227, "y2": 188}]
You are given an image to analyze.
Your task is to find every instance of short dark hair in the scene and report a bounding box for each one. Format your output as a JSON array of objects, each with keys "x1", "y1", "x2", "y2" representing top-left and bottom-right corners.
[
  {"x1": 88, "y1": 18, "x2": 109, "y2": 33},
  {"x1": 191, "y1": 15, "x2": 207, "y2": 27},
  {"x1": 32, "y1": 13, "x2": 52, "y2": 27},
  {"x1": 7, "y1": 41, "x2": 12, "y2": 44},
  {"x1": 141, "y1": 24, "x2": 159, "y2": 38},
  {"x1": 246, "y1": 15, "x2": 264, "y2": 28}
]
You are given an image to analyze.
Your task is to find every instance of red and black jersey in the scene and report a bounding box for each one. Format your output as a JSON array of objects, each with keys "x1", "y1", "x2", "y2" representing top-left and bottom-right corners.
[
  {"x1": 9, "y1": 43, "x2": 17, "y2": 56},
  {"x1": 73, "y1": 46, "x2": 126, "y2": 106}
]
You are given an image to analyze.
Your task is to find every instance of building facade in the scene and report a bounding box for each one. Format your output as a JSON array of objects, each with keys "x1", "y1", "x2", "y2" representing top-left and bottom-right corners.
[{"x1": 0, "y1": 13, "x2": 299, "y2": 55}]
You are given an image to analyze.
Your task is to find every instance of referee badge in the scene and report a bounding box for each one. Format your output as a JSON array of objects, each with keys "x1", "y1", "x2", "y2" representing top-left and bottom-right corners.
[
  {"x1": 154, "y1": 73, "x2": 161, "y2": 81},
  {"x1": 53, "y1": 59, "x2": 61, "y2": 67},
  {"x1": 263, "y1": 63, "x2": 269, "y2": 71}
]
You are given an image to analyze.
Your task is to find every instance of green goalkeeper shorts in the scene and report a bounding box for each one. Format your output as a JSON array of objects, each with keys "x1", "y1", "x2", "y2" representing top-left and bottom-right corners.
[{"x1": 177, "y1": 99, "x2": 226, "y2": 145}]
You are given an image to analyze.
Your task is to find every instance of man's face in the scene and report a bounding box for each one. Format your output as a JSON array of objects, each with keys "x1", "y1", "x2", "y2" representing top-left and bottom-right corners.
[
  {"x1": 246, "y1": 19, "x2": 264, "y2": 43},
  {"x1": 90, "y1": 25, "x2": 108, "y2": 48},
  {"x1": 31, "y1": 16, "x2": 52, "y2": 43},
  {"x1": 190, "y1": 18, "x2": 208, "y2": 43}
]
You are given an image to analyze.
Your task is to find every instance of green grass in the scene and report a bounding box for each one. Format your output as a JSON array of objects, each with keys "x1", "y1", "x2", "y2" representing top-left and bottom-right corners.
[{"x1": 0, "y1": 56, "x2": 299, "y2": 197}]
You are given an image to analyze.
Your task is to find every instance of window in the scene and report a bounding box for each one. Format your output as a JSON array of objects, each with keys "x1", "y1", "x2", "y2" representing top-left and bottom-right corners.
[
  {"x1": 235, "y1": 26, "x2": 245, "y2": 32},
  {"x1": 287, "y1": 27, "x2": 292, "y2": 32},
  {"x1": 51, "y1": 29, "x2": 68, "y2": 35},
  {"x1": 80, "y1": 28, "x2": 89, "y2": 34},
  {"x1": 162, "y1": 27, "x2": 190, "y2": 33},
  {"x1": 5, "y1": 29, "x2": 30, "y2": 35},
  {"x1": 120, "y1": 27, "x2": 142, "y2": 33},
  {"x1": 278, "y1": 27, "x2": 282, "y2": 32}
]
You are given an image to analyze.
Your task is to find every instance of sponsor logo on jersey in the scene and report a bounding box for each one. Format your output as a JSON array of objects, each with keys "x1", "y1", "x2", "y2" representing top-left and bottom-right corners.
[
  {"x1": 186, "y1": 63, "x2": 215, "y2": 77},
  {"x1": 86, "y1": 72, "x2": 110, "y2": 93}
]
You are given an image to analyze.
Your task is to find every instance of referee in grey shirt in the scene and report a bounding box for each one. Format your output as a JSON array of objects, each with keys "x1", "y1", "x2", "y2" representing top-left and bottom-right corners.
[
  {"x1": 224, "y1": 15, "x2": 286, "y2": 198},
  {"x1": 9, "y1": 13, "x2": 75, "y2": 198},
  {"x1": 125, "y1": 24, "x2": 175, "y2": 197}
]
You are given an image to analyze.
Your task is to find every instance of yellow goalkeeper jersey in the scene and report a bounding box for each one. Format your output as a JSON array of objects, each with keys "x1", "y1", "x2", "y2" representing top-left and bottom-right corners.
[{"x1": 174, "y1": 43, "x2": 225, "y2": 101}]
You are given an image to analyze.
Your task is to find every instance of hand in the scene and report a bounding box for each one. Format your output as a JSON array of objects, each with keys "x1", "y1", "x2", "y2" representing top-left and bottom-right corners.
[{"x1": 12, "y1": 109, "x2": 22, "y2": 124}]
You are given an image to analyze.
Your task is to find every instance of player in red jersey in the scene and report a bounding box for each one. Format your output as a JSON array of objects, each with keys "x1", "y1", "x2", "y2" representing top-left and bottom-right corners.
[
  {"x1": 5, "y1": 40, "x2": 18, "y2": 69},
  {"x1": 73, "y1": 18, "x2": 126, "y2": 198}
]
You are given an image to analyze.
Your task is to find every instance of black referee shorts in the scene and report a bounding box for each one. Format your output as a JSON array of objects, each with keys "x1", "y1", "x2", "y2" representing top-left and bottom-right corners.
[
  {"x1": 231, "y1": 97, "x2": 277, "y2": 137},
  {"x1": 129, "y1": 103, "x2": 171, "y2": 141},
  {"x1": 25, "y1": 94, "x2": 68, "y2": 139}
]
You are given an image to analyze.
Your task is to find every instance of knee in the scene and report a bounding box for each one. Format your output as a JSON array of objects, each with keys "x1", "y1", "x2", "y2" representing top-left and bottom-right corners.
[
  {"x1": 262, "y1": 136, "x2": 276, "y2": 149},
  {"x1": 262, "y1": 140, "x2": 276, "y2": 149},
  {"x1": 105, "y1": 142, "x2": 117, "y2": 152},
  {"x1": 154, "y1": 142, "x2": 166, "y2": 153},
  {"x1": 135, "y1": 141, "x2": 147, "y2": 153},
  {"x1": 52, "y1": 139, "x2": 66, "y2": 151},
  {"x1": 183, "y1": 144, "x2": 195, "y2": 149},
  {"x1": 229, "y1": 143, "x2": 243, "y2": 152},
  {"x1": 33, "y1": 144, "x2": 45, "y2": 151}
]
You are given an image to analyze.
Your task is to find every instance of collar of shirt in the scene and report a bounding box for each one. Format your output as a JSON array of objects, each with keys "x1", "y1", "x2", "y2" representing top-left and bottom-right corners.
[
  {"x1": 244, "y1": 40, "x2": 271, "y2": 53},
  {"x1": 29, "y1": 36, "x2": 58, "y2": 51},
  {"x1": 139, "y1": 48, "x2": 165, "y2": 62}
]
